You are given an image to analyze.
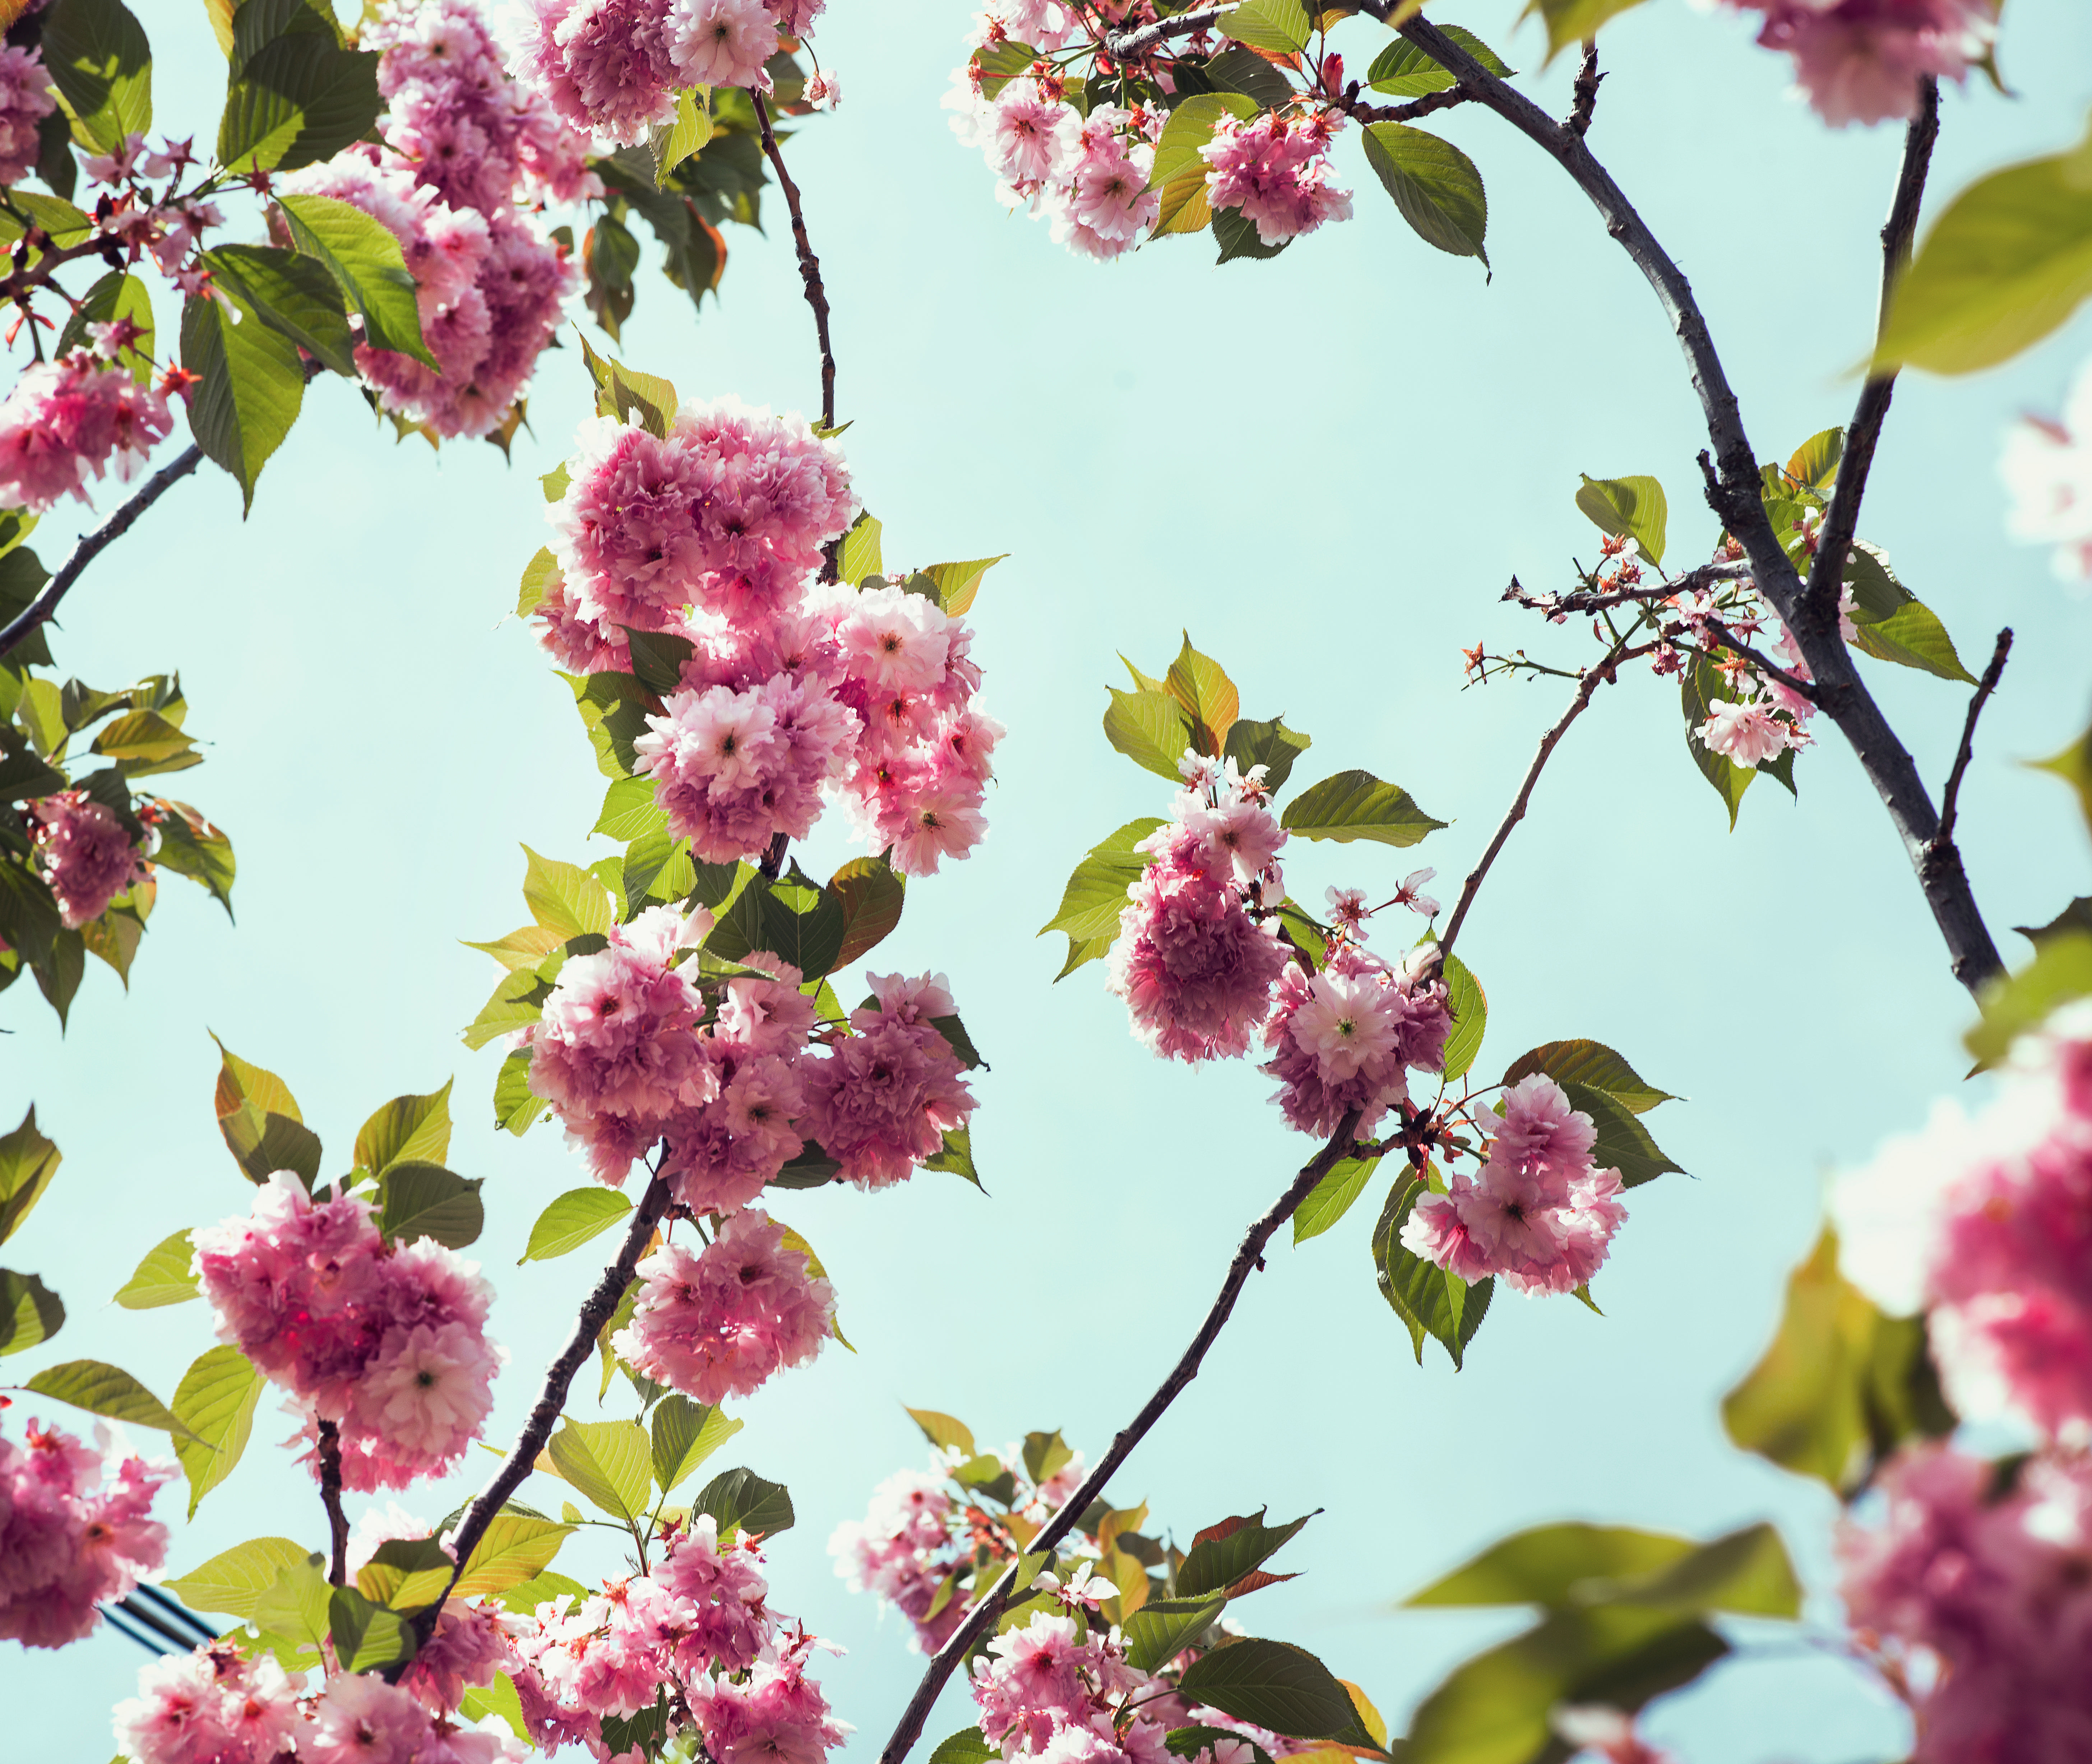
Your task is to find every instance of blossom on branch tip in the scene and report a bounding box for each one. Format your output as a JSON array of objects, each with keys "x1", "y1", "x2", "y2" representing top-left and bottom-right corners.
[
  {"x1": 1199, "y1": 110, "x2": 1352, "y2": 247},
  {"x1": 0, "y1": 351, "x2": 174, "y2": 513},
  {"x1": 1262, "y1": 947, "x2": 1450, "y2": 1137},
  {"x1": 25, "y1": 790, "x2": 148, "y2": 929},
  {"x1": 0, "y1": 1415, "x2": 172, "y2": 1648}
]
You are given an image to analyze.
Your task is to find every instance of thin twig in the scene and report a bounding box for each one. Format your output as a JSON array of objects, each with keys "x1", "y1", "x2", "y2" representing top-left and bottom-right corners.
[
  {"x1": 1103, "y1": 4, "x2": 1228, "y2": 59},
  {"x1": 1701, "y1": 617, "x2": 1816, "y2": 704},
  {"x1": 875, "y1": 1113, "x2": 1364, "y2": 1764},
  {"x1": 1441, "y1": 632, "x2": 1635, "y2": 956},
  {"x1": 1502, "y1": 558, "x2": 1747, "y2": 618},
  {"x1": 1339, "y1": 85, "x2": 1476, "y2": 126},
  {"x1": 0, "y1": 443, "x2": 203, "y2": 662},
  {"x1": 316, "y1": 1420, "x2": 350, "y2": 1587},
  {"x1": 1396, "y1": 17, "x2": 2003, "y2": 994},
  {"x1": 405, "y1": 1173, "x2": 673, "y2": 1652},
  {"x1": 1567, "y1": 40, "x2": 1603, "y2": 137},
  {"x1": 1805, "y1": 76, "x2": 1940, "y2": 624},
  {"x1": 1930, "y1": 628, "x2": 2012, "y2": 854},
  {"x1": 751, "y1": 93, "x2": 836, "y2": 432}
]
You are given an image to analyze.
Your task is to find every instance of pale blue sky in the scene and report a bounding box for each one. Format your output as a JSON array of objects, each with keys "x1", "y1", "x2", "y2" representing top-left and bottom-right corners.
[{"x1": 8, "y1": 1, "x2": 2092, "y2": 1759}]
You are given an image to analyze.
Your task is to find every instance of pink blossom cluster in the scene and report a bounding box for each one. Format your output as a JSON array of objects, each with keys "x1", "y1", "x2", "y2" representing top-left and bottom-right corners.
[
  {"x1": 1199, "y1": 110, "x2": 1353, "y2": 247},
  {"x1": 2001, "y1": 355, "x2": 2092, "y2": 584},
  {"x1": 1836, "y1": 1443, "x2": 2092, "y2": 1761},
  {"x1": 114, "y1": 1644, "x2": 527, "y2": 1764},
  {"x1": 1402, "y1": 1075, "x2": 1628, "y2": 1296},
  {"x1": 801, "y1": 971, "x2": 976, "y2": 1185},
  {"x1": 612, "y1": 1206, "x2": 835, "y2": 1402},
  {"x1": 192, "y1": 1172, "x2": 502, "y2": 1491},
  {"x1": 0, "y1": 44, "x2": 55, "y2": 188},
  {"x1": 1107, "y1": 753, "x2": 1289, "y2": 1063},
  {"x1": 0, "y1": 1414, "x2": 172, "y2": 1649},
  {"x1": 1262, "y1": 944, "x2": 1450, "y2": 1137},
  {"x1": 1920, "y1": 1024, "x2": 2092, "y2": 1443},
  {"x1": 0, "y1": 347, "x2": 175, "y2": 513},
  {"x1": 510, "y1": 0, "x2": 825, "y2": 144},
  {"x1": 543, "y1": 398, "x2": 1001, "y2": 876},
  {"x1": 505, "y1": 1515, "x2": 848, "y2": 1764},
  {"x1": 945, "y1": 67, "x2": 1163, "y2": 261},
  {"x1": 1723, "y1": 0, "x2": 1998, "y2": 127},
  {"x1": 26, "y1": 789, "x2": 148, "y2": 929}
]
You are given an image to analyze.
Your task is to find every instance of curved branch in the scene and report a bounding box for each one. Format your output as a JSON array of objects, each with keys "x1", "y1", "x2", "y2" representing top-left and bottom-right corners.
[
  {"x1": 1396, "y1": 17, "x2": 2003, "y2": 994},
  {"x1": 315, "y1": 1420, "x2": 350, "y2": 1586},
  {"x1": 875, "y1": 1113, "x2": 1364, "y2": 1764},
  {"x1": 751, "y1": 93, "x2": 837, "y2": 432},
  {"x1": 1930, "y1": 627, "x2": 2012, "y2": 856},
  {"x1": 1103, "y1": 5, "x2": 1228, "y2": 59},
  {"x1": 0, "y1": 443, "x2": 204, "y2": 663}
]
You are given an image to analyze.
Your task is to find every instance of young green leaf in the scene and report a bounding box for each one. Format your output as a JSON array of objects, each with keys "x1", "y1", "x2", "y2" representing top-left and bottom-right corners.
[
  {"x1": 830, "y1": 854, "x2": 905, "y2": 966},
  {"x1": 1291, "y1": 1157, "x2": 1373, "y2": 1245},
  {"x1": 905, "y1": 1407, "x2": 976, "y2": 1456},
  {"x1": 377, "y1": 1163, "x2": 484, "y2": 1249},
  {"x1": 1222, "y1": 716, "x2": 1311, "y2": 797},
  {"x1": 354, "y1": 1081, "x2": 453, "y2": 1178},
  {"x1": 650, "y1": 1394, "x2": 743, "y2": 1493},
  {"x1": 547, "y1": 1417, "x2": 653, "y2": 1522},
  {"x1": 1441, "y1": 954, "x2": 1487, "y2": 1083},
  {"x1": 1218, "y1": 0, "x2": 1310, "y2": 55},
  {"x1": 1279, "y1": 771, "x2": 1446, "y2": 846},
  {"x1": 23, "y1": 1359, "x2": 192, "y2": 1437},
  {"x1": 171, "y1": 1345, "x2": 263, "y2": 1517},
  {"x1": 1040, "y1": 818, "x2": 1162, "y2": 975},
  {"x1": 181, "y1": 282, "x2": 305, "y2": 513},
  {"x1": 1518, "y1": 0, "x2": 1652, "y2": 61},
  {"x1": 41, "y1": 0, "x2": 153, "y2": 153},
  {"x1": 694, "y1": 1465, "x2": 795, "y2": 1540},
  {"x1": 161, "y1": 1536, "x2": 312, "y2": 1618},
  {"x1": 521, "y1": 1187, "x2": 632, "y2": 1263},
  {"x1": 1362, "y1": 123, "x2": 1489, "y2": 265},
  {"x1": 277, "y1": 191, "x2": 433, "y2": 365},
  {"x1": 1366, "y1": 25, "x2": 1511, "y2": 94},
  {"x1": 114, "y1": 1229, "x2": 199, "y2": 1308},
  {"x1": 218, "y1": 29, "x2": 380, "y2": 173},
  {"x1": 1575, "y1": 473, "x2": 1667, "y2": 567},
  {"x1": 1373, "y1": 1174, "x2": 1491, "y2": 1370},
  {"x1": 1104, "y1": 688, "x2": 1194, "y2": 781},
  {"x1": 0, "y1": 1268, "x2": 65, "y2": 1356},
  {"x1": 1123, "y1": 1594, "x2": 1228, "y2": 1674},
  {"x1": 453, "y1": 1512, "x2": 577, "y2": 1598},
  {"x1": 0, "y1": 1106, "x2": 60, "y2": 1247}
]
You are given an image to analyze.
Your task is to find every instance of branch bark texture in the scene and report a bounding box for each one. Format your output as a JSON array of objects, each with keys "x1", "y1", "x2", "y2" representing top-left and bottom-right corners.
[
  {"x1": 875, "y1": 1112, "x2": 1364, "y2": 1764},
  {"x1": 316, "y1": 1419, "x2": 350, "y2": 1587},
  {"x1": 752, "y1": 94, "x2": 837, "y2": 432},
  {"x1": 1397, "y1": 18, "x2": 2002, "y2": 993}
]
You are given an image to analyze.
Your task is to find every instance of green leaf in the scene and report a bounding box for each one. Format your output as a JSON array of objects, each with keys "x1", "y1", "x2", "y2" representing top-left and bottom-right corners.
[
  {"x1": 1214, "y1": 205, "x2": 1287, "y2": 264},
  {"x1": 355, "y1": 1534, "x2": 454, "y2": 1611},
  {"x1": 2021, "y1": 896, "x2": 2092, "y2": 951},
  {"x1": 522, "y1": 843, "x2": 616, "y2": 939},
  {"x1": 1362, "y1": 124, "x2": 1489, "y2": 266},
  {"x1": 41, "y1": 0, "x2": 152, "y2": 153},
  {"x1": 548, "y1": 1417, "x2": 653, "y2": 1522},
  {"x1": 1501, "y1": 1040, "x2": 1675, "y2": 1113},
  {"x1": 1148, "y1": 91, "x2": 1259, "y2": 191},
  {"x1": 1219, "y1": 0, "x2": 1311, "y2": 54},
  {"x1": 171, "y1": 1344, "x2": 263, "y2": 1517},
  {"x1": 1124, "y1": 1594, "x2": 1228, "y2": 1673},
  {"x1": 1366, "y1": 25, "x2": 1511, "y2": 95},
  {"x1": 204, "y1": 243, "x2": 354, "y2": 376},
  {"x1": 276, "y1": 191, "x2": 432, "y2": 366},
  {"x1": 1967, "y1": 932, "x2": 2092, "y2": 1068},
  {"x1": 651, "y1": 1395, "x2": 743, "y2": 1493},
  {"x1": 1556, "y1": 1081, "x2": 1683, "y2": 1189},
  {"x1": 1785, "y1": 427, "x2": 1843, "y2": 492},
  {"x1": 1176, "y1": 1638, "x2": 1353, "y2": 1740},
  {"x1": 594, "y1": 775, "x2": 666, "y2": 843},
  {"x1": 1875, "y1": 122, "x2": 2092, "y2": 375},
  {"x1": 0, "y1": 1268, "x2": 64, "y2": 1356},
  {"x1": 1407, "y1": 1523, "x2": 1700, "y2": 1610},
  {"x1": 457, "y1": 1675, "x2": 529, "y2": 1744},
  {"x1": 1517, "y1": 0, "x2": 1652, "y2": 62},
  {"x1": 218, "y1": 27, "x2": 380, "y2": 173},
  {"x1": 1178, "y1": 1509, "x2": 1312, "y2": 1598},
  {"x1": 162, "y1": 1536, "x2": 310, "y2": 1619},
  {"x1": 1039, "y1": 818, "x2": 1162, "y2": 978},
  {"x1": 454, "y1": 1512, "x2": 576, "y2": 1598},
  {"x1": 837, "y1": 511, "x2": 882, "y2": 583},
  {"x1": 971, "y1": 36, "x2": 1038, "y2": 101},
  {"x1": 180, "y1": 282, "x2": 304, "y2": 513},
  {"x1": 1722, "y1": 1227, "x2": 1954, "y2": 1494},
  {"x1": 1104, "y1": 687, "x2": 1194, "y2": 782},
  {"x1": 463, "y1": 967, "x2": 548, "y2": 1051},
  {"x1": 1680, "y1": 653, "x2": 1757, "y2": 829},
  {"x1": 1222, "y1": 716, "x2": 1311, "y2": 797},
  {"x1": 905, "y1": 1407, "x2": 977, "y2": 1457},
  {"x1": 931, "y1": 1013, "x2": 986, "y2": 1071},
  {"x1": 0, "y1": 1106, "x2": 60, "y2": 1248},
  {"x1": 654, "y1": 84, "x2": 714, "y2": 186},
  {"x1": 209, "y1": 1038, "x2": 321, "y2": 1185},
  {"x1": 1164, "y1": 634, "x2": 1241, "y2": 758},
  {"x1": 377, "y1": 1162, "x2": 483, "y2": 1249},
  {"x1": 695, "y1": 1465, "x2": 795, "y2": 1539},
  {"x1": 518, "y1": 547, "x2": 561, "y2": 618},
  {"x1": 927, "y1": 1729, "x2": 999, "y2": 1764},
  {"x1": 251, "y1": 1551, "x2": 332, "y2": 1658},
  {"x1": 89, "y1": 708, "x2": 196, "y2": 775},
  {"x1": 115, "y1": 1229, "x2": 198, "y2": 1308},
  {"x1": 521, "y1": 1187, "x2": 631, "y2": 1263},
  {"x1": 152, "y1": 801, "x2": 236, "y2": 914},
  {"x1": 354, "y1": 1081, "x2": 452, "y2": 1178},
  {"x1": 55, "y1": 271, "x2": 155, "y2": 384},
  {"x1": 1373, "y1": 1174, "x2": 1490, "y2": 1370},
  {"x1": 922, "y1": 556, "x2": 1008, "y2": 618},
  {"x1": 1849, "y1": 595, "x2": 1977, "y2": 684},
  {"x1": 328, "y1": 1585, "x2": 413, "y2": 1672},
  {"x1": 24, "y1": 1358, "x2": 191, "y2": 1437},
  {"x1": 1440, "y1": 954, "x2": 1487, "y2": 1083},
  {"x1": 623, "y1": 626, "x2": 695, "y2": 695},
  {"x1": 705, "y1": 863, "x2": 846, "y2": 979},
  {"x1": 829, "y1": 854, "x2": 905, "y2": 966},
  {"x1": 578, "y1": 333, "x2": 678, "y2": 438},
  {"x1": 1292, "y1": 1157, "x2": 1373, "y2": 1244},
  {"x1": 1574, "y1": 473, "x2": 1667, "y2": 567},
  {"x1": 1280, "y1": 770, "x2": 1446, "y2": 847}
]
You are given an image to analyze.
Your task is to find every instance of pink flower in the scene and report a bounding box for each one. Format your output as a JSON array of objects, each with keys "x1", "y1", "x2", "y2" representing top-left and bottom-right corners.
[
  {"x1": 657, "y1": 1513, "x2": 773, "y2": 1675},
  {"x1": 348, "y1": 1318, "x2": 501, "y2": 1478},
  {"x1": 1260, "y1": 948, "x2": 1449, "y2": 1136},
  {"x1": 0, "y1": 351, "x2": 174, "y2": 512},
  {"x1": 1695, "y1": 694, "x2": 1790, "y2": 767},
  {"x1": 0, "y1": 45, "x2": 55, "y2": 187},
  {"x1": 2002, "y1": 356, "x2": 2092, "y2": 582},
  {"x1": 612, "y1": 1208, "x2": 835, "y2": 1404},
  {"x1": 114, "y1": 1645, "x2": 303, "y2": 1764},
  {"x1": 1200, "y1": 111, "x2": 1353, "y2": 246},
  {"x1": 985, "y1": 79, "x2": 1079, "y2": 194},
  {"x1": 25, "y1": 790, "x2": 148, "y2": 929},
  {"x1": 512, "y1": 0, "x2": 681, "y2": 143},
  {"x1": 692, "y1": 1630, "x2": 851, "y2": 1764},
  {"x1": 1732, "y1": 0, "x2": 1997, "y2": 127},
  {"x1": 0, "y1": 1415, "x2": 173, "y2": 1648},
  {"x1": 1049, "y1": 107, "x2": 1159, "y2": 260},
  {"x1": 801, "y1": 973, "x2": 976, "y2": 1186},
  {"x1": 668, "y1": 0, "x2": 777, "y2": 90},
  {"x1": 805, "y1": 69, "x2": 841, "y2": 110},
  {"x1": 835, "y1": 584, "x2": 954, "y2": 693}
]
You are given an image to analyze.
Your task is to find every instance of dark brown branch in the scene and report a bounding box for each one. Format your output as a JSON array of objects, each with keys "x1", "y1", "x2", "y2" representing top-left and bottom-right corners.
[
  {"x1": 1502, "y1": 558, "x2": 1747, "y2": 618},
  {"x1": 1701, "y1": 617, "x2": 1816, "y2": 704},
  {"x1": 1567, "y1": 40, "x2": 1603, "y2": 138},
  {"x1": 0, "y1": 443, "x2": 203, "y2": 662},
  {"x1": 1930, "y1": 628, "x2": 2012, "y2": 853},
  {"x1": 406, "y1": 1173, "x2": 673, "y2": 1651},
  {"x1": 1805, "y1": 76, "x2": 1940, "y2": 624},
  {"x1": 1339, "y1": 84, "x2": 1476, "y2": 126},
  {"x1": 876, "y1": 1113, "x2": 1364, "y2": 1764},
  {"x1": 751, "y1": 93, "x2": 836, "y2": 432},
  {"x1": 1441, "y1": 633, "x2": 1634, "y2": 956},
  {"x1": 1102, "y1": 4, "x2": 1228, "y2": 59},
  {"x1": 1398, "y1": 17, "x2": 2003, "y2": 994},
  {"x1": 315, "y1": 1420, "x2": 350, "y2": 1587}
]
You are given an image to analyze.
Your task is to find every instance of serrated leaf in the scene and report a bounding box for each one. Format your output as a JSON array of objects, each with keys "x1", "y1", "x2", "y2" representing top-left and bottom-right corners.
[
  {"x1": 0, "y1": 1268, "x2": 64, "y2": 1356},
  {"x1": 595, "y1": 775, "x2": 667, "y2": 843},
  {"x1": 521, "y1": 1187, "x2": 631, "y2": 1263},
  {"x1": 1104, "y1": 687, "x2": 1193, "y2": 781},
  {"x1": 694, "y1": 1465, "x2": 793, "y2": 1540},
  {"x1": 218, "y1": 29, "x2": 380, "y2": 174},
  {"x1": 204, "y1": 243, "x2": 354, "y2": 377},
  {"x1": 171, "y1": 1345, "x2": 263, "y2": 1517},
  {"x1": 1220, "y1": 0, "x2": 1310, "y2": 54},
  {"x1": 1574, "y1": 473, "x2": 1667, "y2": 567},
  {"x1": 1557, "y1": 1081, "x2": 1683, "y2": 1189},
  {"x1": 354, "y1": 1081, "x2": 452, "y2": 1178},
  {"x1": 1518, "y1": 0, "x2": 1652, "y2": 61},
  {"x1": 1165, "y1": 634, "x2": 1240, "y2": 757},
  {"x1": 377, "y1": 1162, "x2": 483, "y2": 1249},
  {"x1": 654, "y1": 83, "x2": 713, "y2": 185},
  {"x1": 838, "y1": 511, "x2": 882, "y2": 584},
  {"x1": 927, "y1": 1729, "x2": 999, "y2": 1764},
  {"x1": 1362, "y1": 123, "x2": 1489, "y2": 266},
  {"x1": 1124, "y1": 1593, "x2": 1228, "y2": 1673},
  {"x1": 162, "y1": 1536, "x2": 311, "y2": 1618},
  {"x1": 1968, "y1": 932, "x2": 2092, "y2": 1068},
  {"x1": 42, "y1": 0, "x2": 152, "y2": 153},
  {"x1": 1440, "y1": 953, "x2": 1486, "y2": 1083},
  {"x1": 55, "y1": 271, "x2": 154, "y2": 384},
  {"x1": 577, "y1": 333, "x2": 677, "y2": 438},
  {"x1": 0, "y1": 1106, "x2": 59, "y2": 1248},
  {"x1": 1040, "y1": 818, "x2": 1161, "y2": 972},
  {"x1": 329, "y1": 1585, "x2": 413, "y2": 1671},
  {"x1": 1179, "y1": 1509, "x2": 1312, "y2": 1599},
  {"x1": 114, "y1": 1229, "x2": 199, "y2": 1308},
  {"x1": 1292, "y1": 1157, "x2": 1373, "y2": 1245},
  {"x1": 454, "y1": 1512, "x2": 577, "y2": 1598},
  {"x1": 548, "y1": 1417, "x2": 652, "y2": 1522},
  {"x1": 181, "y1": 282, "x2": 304, "y2": 513},
  {"x1": 1366, "y1": 25, "x2": 1511, "y2": 95},
  {"x1": 463, "y1": 966, "x2": 548, "y2": 1051},
  {"x1": 518, "y1": 546, "x2": 561, "y2": 618},
  {"x1": 1281, "y1": 770, "x2": 1446, "y2": 846},
  {"x1": 650, "y1": 1395, "x2": 742, "y2": 1494},
  {"x1": 24, "y1": 1358, "x2": 191, "y2": 1437},
  {"x1": 1176, "y1": 1637, "x2": 1353, "y2": 1739},
  {"x1": 1850, "y1": 596, "x2": 1977, "y2": 684},
  {"x1": 251, "y1": 1552, "x2": 332, "y2": 1654},
  {"x1": 1222, "y1": 716, "x2": 1310, "y2": 796},
  {"x1": 522, "y1": 843, "x2": 615, "y2": 939},
  {"x1": 923, "y1": 555, "x2": 1006, "y2": 618},
  {"x1": 277, "y1": 190, "x2": 432, "y2": 366},
  {"x1": 905, "y1": 1406, "x2": 976, "y2": 1457},
  {"x1": 355, "y1": 1535, "x2": 454, "y2": 1611},
  {"x1": 831, "y1": 854, "x2": 905, "y2": 966},
  {"x1": 1680, "y1": 653, "x2": 1757, "y2": 830},
  {"x1": 1373, "y1": 1174, "x2": 1491, "y2": 1370},
  {"x1": 1501, "y1": 1040, "x2": 1674, "y2": 1114}
]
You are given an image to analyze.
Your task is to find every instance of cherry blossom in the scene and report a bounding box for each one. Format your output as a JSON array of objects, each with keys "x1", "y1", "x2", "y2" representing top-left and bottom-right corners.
[
  {"x1": 25, "y1": 790, "x2": 148, "y2": 929},
  {"x1": 1261, "y1": 946, "x2": 1450, "y2": 1137},
  {"x1": 0, "y1": 350, "x2": 175, "y2": 513},
  {"x1": 801, "y1": 971, "x2": 977, "y2": 1186},
  {"x1": 1724, "y1": 0, "x2": 1998, "y2": 127},
  {"x1": 0, "y1": 45, "x2": 55, "y2": 189},
  {"x1": 0, "y1": 1415, "x2": 172, "y2": 1649},
  {"x1": 1200, "y1": 110, "x2": 1353, "y2": 247}
]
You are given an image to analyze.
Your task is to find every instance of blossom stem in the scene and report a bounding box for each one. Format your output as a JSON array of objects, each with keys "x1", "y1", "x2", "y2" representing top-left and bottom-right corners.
[
  {"x1": 402, "y1": 1169, "x2": 674, "y2": 1654},
  {"x1": 751, "y1": 92, "x2": 837, "y2": 432},
  {"x1": 1927, "y1": 627, "x2": 2012, "y2": 863},
  {"x1": 315, "y1": 1419, "x2": 350, "y2": 1587},
  {"x1": 1805, "y1": 76, "x2": 1940, "y2": 626},
  {"x1": 1699, "y1": 617, "x2": 1817, "y2": 704},
  {"x1": 0, "y1": 442, "x2": 204, "y2": 663},
  {"x1": 874, "y1": 1111, "x2": 1363, "y2": 1764},
  {"x1": 1395, "y1": 17, "x2": 2003, "y2": 994},
  {"x1": 1440, "y1": 628, "x2": 1640, "y2": 958}
]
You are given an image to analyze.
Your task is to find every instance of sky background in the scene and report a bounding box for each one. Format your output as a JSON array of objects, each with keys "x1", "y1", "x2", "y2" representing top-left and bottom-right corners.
[{"x1": 8, "y1": 0, "x2": 2092, "y2": 1759}]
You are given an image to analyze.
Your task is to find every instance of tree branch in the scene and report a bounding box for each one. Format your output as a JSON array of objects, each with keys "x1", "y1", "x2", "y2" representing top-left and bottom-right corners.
[
  {"x1": 1102, "y1": 5, "x2": 1228, "y2": 59},
  {"x1": 751, "y1": 93, "x2": 836, "y2": 432},
  {"x1": 1930, "y1": 627, "x2": 2012, "y2": 855},
  {"x1": 875, "y1": 1113, "x2": 1364, "y2": 1764},
  {"x1": 1337, "y1": 84, "x2": 1476, "y2": 126},
  {"x1": 1502, "y1": 558, "x2": 1747, "y2": 618},
  {"x1": 1700, "y1": 617, "x2": 1816, "y2": 704},
  {"x1": 1805, "y1": 76, "x2": 1940, "y2": 624},
  {"x1": 1567, "y1": 40, "x2": 1603, "y2": 138},
  {"x1": 1441, "y1": 632, "x2": 1635, "y2": 956},
  {"x1": 0, "y1": 443, "x2": 204, "y2": 663},
  {"x1": 406, "y1": 1171, "x2": 673, "y2": 1649},
  {"x1": 315, "y1": 1419, "x2": 350, "y2": 1586},
  {"x1": 1397, "y1": 17, "x2": 2003, "y2": 994}
]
